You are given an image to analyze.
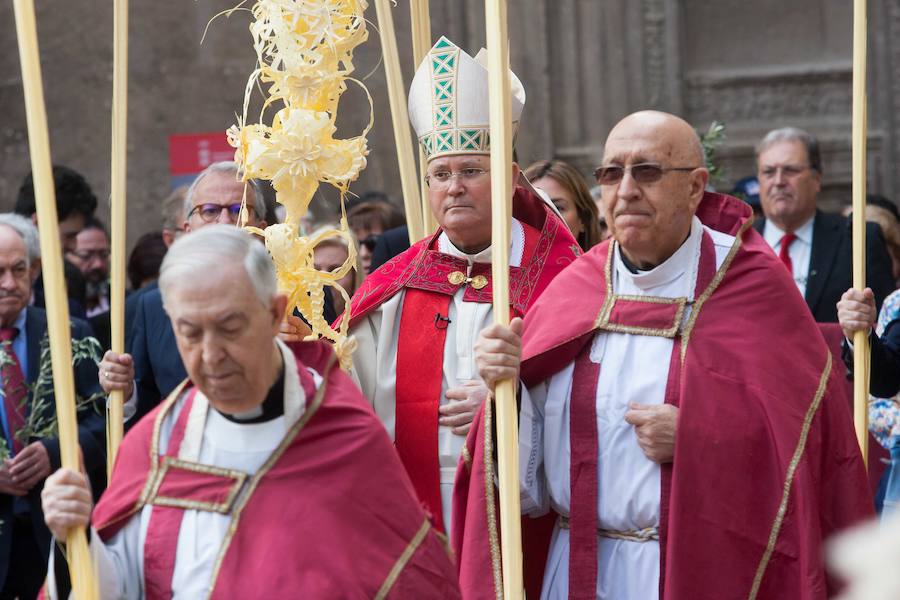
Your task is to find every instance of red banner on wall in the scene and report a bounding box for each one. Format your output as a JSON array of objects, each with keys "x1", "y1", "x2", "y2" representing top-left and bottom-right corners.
[{"x1": 168, "y1": 132, "x2": 234, "y2": 188}]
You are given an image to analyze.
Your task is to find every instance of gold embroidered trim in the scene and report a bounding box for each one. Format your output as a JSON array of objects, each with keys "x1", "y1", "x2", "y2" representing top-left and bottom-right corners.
[
  {"x1": 594, "y1": 245, "x2": 689, "y2": 338},
  {"x1": 374, "y1": 518, "x2": 432, "y2": 600},
  {"x1": 483, "y1": 397, "x2": 504, "y2": 600},
  {"x1": 596, "y1": 294, "x2": 687, "y2": 339},
  {"x1": 595, "y1": 246, "x2": 616, "y2": 324},
  {"x1": 747, "y1": 352, "x2": 831, "y2": 600},
  {"x1": 680, "y1": 218, "x2": 753, "y2": 362},
  {"x1": 96, "y1": 381, "x2": 191, "y2": 534},
  {"x1": 206, "y1": 355, "x2": 335, "y2": 598},
  {"x1": 148, "y1": 457, "x2": 248, "y2": 515},
  {"x1": 461, "y1": 444, "x2": 473, "y2": 471}
]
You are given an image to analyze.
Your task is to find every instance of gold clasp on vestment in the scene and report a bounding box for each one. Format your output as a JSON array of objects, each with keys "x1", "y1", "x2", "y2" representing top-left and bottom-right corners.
[{"x1": 448, "y1": 270, "x2": 489, "y2": 290}]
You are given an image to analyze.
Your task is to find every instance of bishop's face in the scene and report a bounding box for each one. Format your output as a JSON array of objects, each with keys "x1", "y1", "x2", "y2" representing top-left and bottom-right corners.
[{"x1": 426, "y1": 154, "x2": 520, "y2": 254}]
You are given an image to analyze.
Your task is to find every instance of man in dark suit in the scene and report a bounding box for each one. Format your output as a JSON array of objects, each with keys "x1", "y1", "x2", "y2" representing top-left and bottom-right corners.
[
  {"x1": 98, "y1": 162, "x2": 269, "y2": 423},
  {"x1": 753, "y1": 127, "x2": 894, "y2": 322},
  {"x1": 0, "y1": 214, "x2": 105, "y2": 599}
]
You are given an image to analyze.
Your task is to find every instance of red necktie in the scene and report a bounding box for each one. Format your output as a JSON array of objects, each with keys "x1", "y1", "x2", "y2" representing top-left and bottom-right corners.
[
  {"x1": 779, "y1": 233, "x2": 797, "y2": 275},
  {"x1": 0, "y1": 327, "x2": 26, "y2": 454}
]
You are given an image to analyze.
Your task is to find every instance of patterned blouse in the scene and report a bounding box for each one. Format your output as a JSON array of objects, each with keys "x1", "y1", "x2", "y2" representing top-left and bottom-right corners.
[{"x1": 869, "y1": 289, "x2": 900, "y2": 449}]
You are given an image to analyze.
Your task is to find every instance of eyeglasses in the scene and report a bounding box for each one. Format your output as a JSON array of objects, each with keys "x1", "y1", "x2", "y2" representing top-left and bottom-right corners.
[
  {"x1": 188, "y1": 202, "x2": 248, "y2": 223},
  {"x1": 593, "y1": 163, "x2": 700, "y2": 185},
  {"x1": 424, "y1": 168, "x2": 490, "y2": 188},
  {"x1": 68, "y1": 249, "x2": 110, "y2": 261},
  {"x1": 758, "y1": 165, "x2": 811, "y2": 180}
]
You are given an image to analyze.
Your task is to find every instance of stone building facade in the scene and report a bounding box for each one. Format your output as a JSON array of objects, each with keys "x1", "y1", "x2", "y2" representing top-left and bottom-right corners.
[{"x1": 0, "y1": 0, "x2": 896, "y2": 244}]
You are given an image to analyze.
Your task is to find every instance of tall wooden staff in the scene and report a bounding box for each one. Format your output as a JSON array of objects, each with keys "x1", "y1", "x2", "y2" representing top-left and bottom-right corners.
[
  {"x1": 851, "y1": 0, "x2": 870, "y2": 464},
  {"x1": 374, "y1": 0, "x2": 424, "y2": 243},
  {"x1": 107, "y1": 0, "x2": 128, "y2": 478},
  {"x1": 12, "y1": 0, "x2": 99, "y2": 595},
  {"x1": 409, "y1": 0, "x2": 438, "y2": 236},
  {"x1": 485, "y1": 1, "x2": 524, "y2": 597}
]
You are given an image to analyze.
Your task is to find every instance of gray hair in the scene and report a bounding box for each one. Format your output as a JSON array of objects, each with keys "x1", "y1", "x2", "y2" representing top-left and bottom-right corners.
[
  {"x1": 0, "y1": 213, "x2": 41, "y2": 262},
  {"x1": 756, "y1": 127, "x2": 823, "y2": 174},
  {"x1": 184, "y1": 161, "x2": 266, "y2": 222},
  {"x1": 159, "y1": 225, "x2": 277, "y2": 308}
]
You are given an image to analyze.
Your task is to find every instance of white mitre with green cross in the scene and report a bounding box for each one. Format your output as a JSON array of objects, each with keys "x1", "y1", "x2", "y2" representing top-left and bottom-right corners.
[{"x1": 408, "y1": 36, "x2": 526, "y2": 160}]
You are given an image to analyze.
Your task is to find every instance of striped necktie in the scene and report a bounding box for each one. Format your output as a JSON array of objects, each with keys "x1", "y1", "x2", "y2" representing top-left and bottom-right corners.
[{"x1": 0, "y1": 327, "x2": 26, "y2": 454}]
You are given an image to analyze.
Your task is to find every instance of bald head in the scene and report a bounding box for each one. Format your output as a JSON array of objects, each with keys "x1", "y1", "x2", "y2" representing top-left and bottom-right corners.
[
  {"x1": 599, "y1": 110, "x2": 709, "y2": 269},
  {"x1": 605, "y1": 111, "x2": 704, "y2": 167}
]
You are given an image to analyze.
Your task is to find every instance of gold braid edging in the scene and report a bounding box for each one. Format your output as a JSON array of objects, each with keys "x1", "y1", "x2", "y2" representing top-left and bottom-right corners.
[
  {"x1": 97, "y1": 379, "x2": 190, "y2": 535},
  {"x1": 374, "y1": 518, "x2": 432, "y2": 600},
  {"x1": 484, "y1": 397, "x2": 504, "y2": 600},
  {"x1": 461, "y1": 444, "x2": 473, "y2": 471},
  {"x1": 747, "y1": 352, "x2": 832, "y2": 600},
  {"x1": 205, "y1": 354, "x2": 335, "y2": 598}
]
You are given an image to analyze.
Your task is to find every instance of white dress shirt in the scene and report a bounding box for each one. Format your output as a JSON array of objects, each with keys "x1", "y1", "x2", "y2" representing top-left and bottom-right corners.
[{"x1": 762, "y1": 215, "x2": 815, "y2": 297}]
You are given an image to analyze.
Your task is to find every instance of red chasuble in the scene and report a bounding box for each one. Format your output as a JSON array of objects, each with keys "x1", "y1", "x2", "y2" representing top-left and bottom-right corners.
[
  {"x1": 90, "y1": 341, "x2": 461, "y2": 599},
  {"x1": 452, "y1": 192, "x2": 873, "y2": 600},
  {"x1": 341, "y1": 185, "x2": 579, "y2": 534}
]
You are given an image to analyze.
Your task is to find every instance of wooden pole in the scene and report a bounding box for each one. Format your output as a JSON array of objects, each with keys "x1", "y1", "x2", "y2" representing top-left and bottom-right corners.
[
  {"x1": 485, "y1": 1, "x2": 523, "y2": 598},
  {"x1": 409, "y1": 0, "x2": 437, "y2": 236},
  {"x1": 852, "y1": 0, "x2": 870, "y2": 465},
  {"x1": 374, "y1": 0, "x2": 424, "y2": 244},
  {"x1": 12, "y1": 0, "x2": 99, "y2": 596},
  {"x1": 107, "y1": 0, "x2": 128, "y2": 479}
]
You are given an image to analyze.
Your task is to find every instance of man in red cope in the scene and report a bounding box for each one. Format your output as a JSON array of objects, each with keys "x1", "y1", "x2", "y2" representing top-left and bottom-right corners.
[
  {"x1": 472, "y1": 111, "x2": 873, "y2": 599},
  {"x1": 343, "y1": 34, "x2": 579, "y2": 555},
  {"x1": 41, "y1": 226, "x2": 460, "y2": 598}
]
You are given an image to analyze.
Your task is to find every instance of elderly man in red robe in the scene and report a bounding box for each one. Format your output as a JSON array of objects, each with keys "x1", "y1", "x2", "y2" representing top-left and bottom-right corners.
[
  {"x1": 471, "y1": 111, "x2": 873, "y2": 599},
  {"x1": 41, "y1": 226, "x2": 460, "y2": 599},
  {"x1": 343, "y1": 35, "x2": 579, "y2": 548}
]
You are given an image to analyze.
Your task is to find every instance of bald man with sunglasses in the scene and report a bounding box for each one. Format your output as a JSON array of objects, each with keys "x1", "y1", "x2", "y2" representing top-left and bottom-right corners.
[{"x1": 473, "y1": 111, "x2": 872, "y2": 599}]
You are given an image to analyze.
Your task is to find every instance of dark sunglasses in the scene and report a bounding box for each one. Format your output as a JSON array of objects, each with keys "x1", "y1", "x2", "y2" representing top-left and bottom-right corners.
[
  {"x1": 188, "y1": 203, "x2": 245, "y2": 223},
  {"x1": 593, "y1": 163, "x2": 700, "y2": 185},
  {"x1": 360, "y1": 235, "x2": 382, "y2": 251}
]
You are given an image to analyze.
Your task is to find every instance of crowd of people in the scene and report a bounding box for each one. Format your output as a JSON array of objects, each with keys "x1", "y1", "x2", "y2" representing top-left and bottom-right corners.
[{"x1": 2, "y1": 35, "x2": 900, "y2": 599}]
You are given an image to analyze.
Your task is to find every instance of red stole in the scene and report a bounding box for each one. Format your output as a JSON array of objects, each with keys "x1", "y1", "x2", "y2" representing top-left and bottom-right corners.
[
  {"x1": 143, "y1": 368, "x2": 317, "y2": 599},
  {"x1": 566, "y1": 233, "x2": 716, "y2": 599},
  {"x1": 395, "y1": 228, "x2": 540, "y2": 533},
  {"x1": 92, "y1": 341, "x2": 462, "y2": 599}
]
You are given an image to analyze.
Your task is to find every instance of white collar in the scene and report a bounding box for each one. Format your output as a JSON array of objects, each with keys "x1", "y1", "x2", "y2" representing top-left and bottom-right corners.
[
  {"x1": 438, "y1": 218, "x2": 526, "y2": 267},
  {"x1": 763, "y1": 213, "x2": 815, "y2": 247},
  {"x1": 613, "y1": 216, "x2": 703, "y2": 292},
  {"x1": 176, "y1": 339, "x2": 306, "y2": 461}
]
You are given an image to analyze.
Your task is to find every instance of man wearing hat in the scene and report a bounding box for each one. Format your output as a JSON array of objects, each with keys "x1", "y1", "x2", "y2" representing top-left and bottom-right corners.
[{"x1": 343, "y1": 37, "x2": 578, "y2": 547}]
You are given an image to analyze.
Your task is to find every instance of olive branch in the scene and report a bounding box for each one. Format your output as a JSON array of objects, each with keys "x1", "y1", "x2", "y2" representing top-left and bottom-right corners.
[
  {"x1": 699, "y1": 120, "x2": 727, "y2": 189},
  {"x1": 0, "y1": 333, "x2": 104, "y2": 463}
]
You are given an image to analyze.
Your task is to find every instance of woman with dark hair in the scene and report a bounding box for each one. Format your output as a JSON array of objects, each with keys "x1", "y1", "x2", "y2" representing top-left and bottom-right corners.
[
  {"x1": 525, "y1": 159, "x2": 602, "y2": 250},
  {"x1": 127, "y1": 231, "x2": 167, "y2": 290}
]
